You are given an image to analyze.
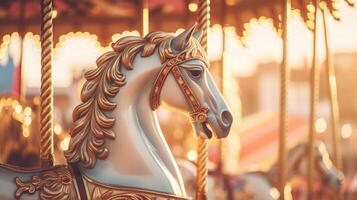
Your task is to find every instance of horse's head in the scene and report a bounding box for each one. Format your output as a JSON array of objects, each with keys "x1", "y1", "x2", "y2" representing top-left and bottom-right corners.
[
  {"x1": 151, "y1": 25, "x2": 233, "y2": 139},
  {"x1": 290, "y1": 142, "x2": 344, "y2": 192},
  {"x1": 66, "y1": 25, "x2": 233, "y2": 169},
  {"x1": 314, "y1": 142, "x2": 344, "y2": 192}
]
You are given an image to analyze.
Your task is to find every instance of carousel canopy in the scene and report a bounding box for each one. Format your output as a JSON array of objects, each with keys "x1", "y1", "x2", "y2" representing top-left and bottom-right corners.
[{"x1": 0, "y1": 0, "x2": 354, "y2": 43}]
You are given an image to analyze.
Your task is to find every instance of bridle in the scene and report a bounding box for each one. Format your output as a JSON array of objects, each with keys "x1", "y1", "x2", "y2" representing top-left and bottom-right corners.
[{"x1": 150, "y1": 51, "x2": 209, "y2": 124}]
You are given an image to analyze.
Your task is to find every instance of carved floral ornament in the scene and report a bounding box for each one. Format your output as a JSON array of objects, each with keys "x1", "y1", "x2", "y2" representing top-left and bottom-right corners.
[
  {"x1": 13, "y1": 165, "x2": 191, "y2": 200},
  {"x1": 90, "y1": 187, "x2": 189, "y2": 200},
  {"x1": 84, "y1": 175, "x2": 191, "y2": 200},
  {"x1": 14, "y1": 166, "x2": 78, "y2": 200}
]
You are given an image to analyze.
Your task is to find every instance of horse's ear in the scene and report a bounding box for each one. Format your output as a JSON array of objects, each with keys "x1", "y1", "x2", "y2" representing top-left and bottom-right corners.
[
  {"x1": 171, "y1": 24, "x2": 197, "y2": 52},
  {"x1": 193, "y1": 30, "x2": 202, "y2": 42}
]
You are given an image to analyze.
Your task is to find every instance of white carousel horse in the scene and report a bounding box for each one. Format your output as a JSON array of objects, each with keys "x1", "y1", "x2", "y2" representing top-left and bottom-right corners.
[
  {"x1": 0, "y1": 24, "x2": 233, "y2": 199},
  {"x1": 179, "y1": 142, "x2": 343, "y2": 200}
]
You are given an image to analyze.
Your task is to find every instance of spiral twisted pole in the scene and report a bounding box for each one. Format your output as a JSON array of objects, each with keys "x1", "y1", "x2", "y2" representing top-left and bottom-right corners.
[
  {"x1": 196, "y1": 0, "x2": 210, "y2": 199},
  {"x1": 322, "y1": 7, "x2": 342, "y2": 171},
  {"x1": 141, "y1": 0, "x2": 149, "y2": 36},
  {"x1": 40, "y1": 0, "x2": 54, "y2": 167},
  {"x1": 322, "y1": 7, "x2": 342, "y2": 200},
  {"x1": 196, "y1": 137, "x2": 208, "y2": 200},
  {"x1": 278, "y1": 0, "x2": 291, "y2": 199},
  {"x1": 308, "y1": 0, "x2": 319, "y2": 199},
  {"x1": 197, "y1": 0, "x2": 210, "y2": 50}
]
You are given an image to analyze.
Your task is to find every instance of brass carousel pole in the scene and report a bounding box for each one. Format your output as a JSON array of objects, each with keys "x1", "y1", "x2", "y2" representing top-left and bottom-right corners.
[
  {"x1": 142, "y1": 0, "x2": 149, "y2": 36},
  {"x1": 18, "y1": 0, "x2": 26, "y2": 98},
  {"x1": 308, "y1": 0, "x2": 319, "y2": 199},
  {"x1": 196, "y1": 0, "x2": 210, "y2": 199},
  {"x1": 40, "y1": 0, "x2": 54, "y2": 167},
  {"x1": 321, "y1": 6, "x2": 342, "y2": 171},
  {"x1": 218, "y1": 0, "x2": 226, "y2": 175},
  {"x1": 278, "y1": 0, "x2": 290, "y2": 199}
]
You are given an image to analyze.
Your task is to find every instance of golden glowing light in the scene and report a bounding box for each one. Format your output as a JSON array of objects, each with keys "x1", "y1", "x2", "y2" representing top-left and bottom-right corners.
[
  {"x1": 175, "y1": 28, "x2": 185, "y2": 35},
  {"x1": 0, "y1": 98, "x2": 32, "y2": 137},
  {"x1": 24, "y1": 107, "x2": 32, "y2": 116},
  {"x1": 1, "y1": 4, "x2": 354, "y2": 90},
  {"x1": 33, "y1": 34, "x2": 40, "y2": 42},
  {"x1": 3, "y1": 34, "x2": 10, "y2": 43},
  {"x1": 61, "y1": 137, "x2": 71, "y2": 150},
  {"x1": 22, "y1": 128, "x2": 30, "y2": 138},
  {"x1": 54, "y1": 124, "x2": 63, "y2": 135},
  {"x1": 226, "y1": 0, "x2": 238, "y2": 6},
  {"x1": 187, "y1": 150, "x2": 197, "y2": 161},
  {"x1": 33, "y1": 96, "x2": 40, "y2": 105},
  {"x1": 188, "y1": 3, "x2": 198, "y2": 12},
  {"x1": 307, "y1": 3, "x2": 315, "y2": 12},
  {"x1": 319, "y1": 1, "x2": 328, "y2": 10},
  {"x1": 11, "y1": 100, "x2": 19, "y2": 107},
  {"x1": 143, "y1": 7, "x2": 149, "y2": 36},
  {"x1": 0, "y1": 34, "x2": 11, "y2": 59},
  {"x1": 112, "y1": 33, "x2": 121, "y2": 42},
  {"x1": 25, "y1": 32, "x2": 33, "y2": 38},
  {"x1": 52, "y1": 32, "x2": 103, "y2": 87},
  {"x1": 315, "y1": 118, "x2": 327, "y2": 133},
  {"x1": 208, "y1": 24, "x2": 223, "y2": 61},
  {"x1": 11, "y1": 32, "x2": 19, "y2": 39},
  {"x1": 341, "y1": 124, "x2": 352, "y2": 139},
  {"x1": 270, "y1": 188, "x2": 280, "y2": 199},
  {"x1": 24, "y1": 116, "x2": 32, "y2": 126},
  {"x1": 0, "y1": 43, "x2": 6, "y2": 50},
  {"x1": 52, "y1": 10, "x2": 58, "y2": 19},
  {"x1": 14, "y1": 105, "x2": 22, "y2": 113},
  {"x1": 333, "y1": 0, "x2": 343, "y2": 10},
  {"x1": 0, "y1": 43, "x2": 7, "y2": 51}
]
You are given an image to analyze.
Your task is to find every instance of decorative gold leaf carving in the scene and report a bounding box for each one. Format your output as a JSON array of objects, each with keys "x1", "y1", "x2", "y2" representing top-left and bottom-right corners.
[
  {"x1": 91, "y1": 186, "x2": 187, "y2": 200},
  {"x1": 15, "y1": 176, "x2": 42, "y2": 198},
  {"x1": 84, "y1": 174, "x2": 191, "y2": 200},
  {"x1": 92, "y1": 187, "x2": 104, "y2": 200},
  {"x1": 15, "y1": 166, "x2": 77, "y2": 200},
  {"x1": 65, "y1": 30, "x2": 206, "y2": 168}
]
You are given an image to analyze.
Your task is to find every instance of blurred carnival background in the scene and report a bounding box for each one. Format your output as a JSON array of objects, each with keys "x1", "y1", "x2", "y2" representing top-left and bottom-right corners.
[{"x1": 1, "y1": 0, "x2": 357, "y2": 199}]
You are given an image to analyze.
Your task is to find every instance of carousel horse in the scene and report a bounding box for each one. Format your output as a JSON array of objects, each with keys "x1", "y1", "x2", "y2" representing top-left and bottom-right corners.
[
  {"x1": 0, "y1": 24, "x2": 233, "y2": 199},
  {"x1": 234, "y1": 142, "x2": 344, "y2": 200},
  {"x1": 179, "y1": 142, "x2": 343, "y2": 200}
]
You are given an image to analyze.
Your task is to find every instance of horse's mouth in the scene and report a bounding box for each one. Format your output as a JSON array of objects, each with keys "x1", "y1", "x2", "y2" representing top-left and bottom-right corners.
[{"x1": 201, "y1": 122, "x2": 213, "y2": 139}]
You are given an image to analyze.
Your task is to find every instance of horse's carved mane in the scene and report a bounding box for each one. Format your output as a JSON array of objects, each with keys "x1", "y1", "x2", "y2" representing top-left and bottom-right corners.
[{"x1": 65, "y1": 31, "x2": 204, "y2": 168}]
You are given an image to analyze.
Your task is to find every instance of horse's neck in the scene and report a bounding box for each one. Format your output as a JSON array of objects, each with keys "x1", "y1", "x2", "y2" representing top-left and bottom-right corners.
[
  {"x1": 266, "y1": 164, "x2": 282, "y2": 187},
  {"x1": 267, "y1": 147, "x2": 305, "y2": 187},
  {"x1": 80, "y1": 54, "x2": 186, "y2": 197}
]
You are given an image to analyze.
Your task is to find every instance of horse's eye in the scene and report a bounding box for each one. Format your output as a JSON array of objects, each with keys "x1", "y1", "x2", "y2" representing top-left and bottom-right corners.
[{"x1": 189, "y1": 69, "x2": 202, "y2": 78}]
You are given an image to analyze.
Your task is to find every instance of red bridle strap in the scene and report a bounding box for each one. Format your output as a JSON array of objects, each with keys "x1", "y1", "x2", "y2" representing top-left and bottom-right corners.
[{"x1": 150, "y1": 52, "x2": 209, "y2": 123}]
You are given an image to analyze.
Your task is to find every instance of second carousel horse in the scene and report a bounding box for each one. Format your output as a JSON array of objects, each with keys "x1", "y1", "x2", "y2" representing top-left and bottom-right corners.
[{"x1": 180, "y1": 142, "x2": 343, "y2": 200}]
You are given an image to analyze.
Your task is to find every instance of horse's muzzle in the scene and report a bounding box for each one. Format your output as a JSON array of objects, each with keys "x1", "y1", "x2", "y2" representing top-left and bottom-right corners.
[{"x1": 218, "y1": 110, "x2": 233, "y2": 129}]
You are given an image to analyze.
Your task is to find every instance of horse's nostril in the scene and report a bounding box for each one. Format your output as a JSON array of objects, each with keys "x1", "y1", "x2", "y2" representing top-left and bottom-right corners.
[{"x1": 221, "y1": 110, "x2": 233, "y2": 126}]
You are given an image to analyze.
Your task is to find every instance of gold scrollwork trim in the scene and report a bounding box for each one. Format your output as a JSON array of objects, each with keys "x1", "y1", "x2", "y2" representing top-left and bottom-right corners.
[
  {"x1": 15, "y1": 176, "x2": 42, "y2": 198},
  {"x1": 83, "y1": 174, "x2": 191, "y2": 200},
  {"x1": 14, "y1": 166, "x2": 78, "y2": 200}
]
